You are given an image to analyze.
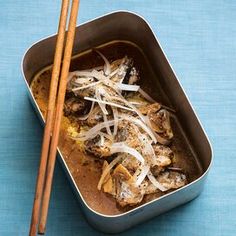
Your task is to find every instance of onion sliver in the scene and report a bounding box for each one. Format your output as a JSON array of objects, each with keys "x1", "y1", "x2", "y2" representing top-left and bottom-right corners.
[
  {"x1": 100, "y1": 133, "x2": 105, "y2": 146},
  {"x1": 111, "y1": 142, "x2": 145, "y2": 164},
  {"x1": 138, "y1": 134, "x2": 156, "y2": 162},
  {"x1": 117, "y1": 83, "x2": 140, "y2": 91},
  {"x1": 168, "y1": 167, "x2": 182, "y2": 171},
  {"x1": 103, "y1": 113, "x2": 112, "y2": 136},
  {"x1": 72, "y1": 70, "x2": 106, "y2": 80},
  {"x1": 97, "y1": 156, "x2": 123, "y2": 190},
  {"x1": 108, "y1": 68, "x2": 119, "y2": 79},
  {"x1": 119, "y1": 114, "x2": 157, "y2": 143},
  {"x1": 94, "y1": 49, "x2": 111, "y2": 76},
  {"x1": 95, "y1": 88, "x2": 108, "y2": 115},
  {"x1": 134, "y1": 164, "x2": 150, "y2": 186},
  {"x1": 72, "y1": 81, "x2": 101, "y2": 91},
  {"x1": 84, "y1": 97, "x2": 134, "y2": 112},
  {"x1": 147, "y1": 171, "x2": 167, "y2": 192},
  {"x1": 75, "y1": 120, "x2": 115, "y2": 141},
  {"x1": 154, "y1": 132, "x2": 170, "y2": 145},
  {"x1": 98, "y1": 131, "x2": 113, "y2": 141},
  {"x1": 109, "y1": 95, "x2": 147, "y2": 124},
  {"x1": 138, "y1": 88, "x2": 156, "y2": 103},
  {"x1": 112, "y1": 107, "x2": 119, "y2": 136},
  {"x1": 78, "y1": 101, "x2": 95, "y2": 121}
]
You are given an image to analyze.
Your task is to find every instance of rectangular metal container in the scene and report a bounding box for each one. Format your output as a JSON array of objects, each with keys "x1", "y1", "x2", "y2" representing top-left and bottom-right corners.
[{"x1": 21, "y1": 11, "x2": 212, "y2": 233}]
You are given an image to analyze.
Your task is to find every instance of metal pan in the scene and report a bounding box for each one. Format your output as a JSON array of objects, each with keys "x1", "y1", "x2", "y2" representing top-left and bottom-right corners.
[{"x1": 21, "y1": 11, "x2": 212, "y2": 233}]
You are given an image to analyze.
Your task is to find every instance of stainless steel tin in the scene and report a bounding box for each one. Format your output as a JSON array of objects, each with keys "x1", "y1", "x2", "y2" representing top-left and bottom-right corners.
[{"x1": 21, "y1": 11, "x2": 212, "y2": 233}]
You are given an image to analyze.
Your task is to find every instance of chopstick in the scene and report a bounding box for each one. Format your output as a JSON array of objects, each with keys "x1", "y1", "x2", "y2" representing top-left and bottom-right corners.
[
  {"x1": 29, "y1": 0, "x2": 70, "y2": 235},
  {"x1": 29, "y1": 0, "x2": 80, "y2": 235},
  {"x1": 38, "y1": 0, "x2": 80, "y2": 234}
]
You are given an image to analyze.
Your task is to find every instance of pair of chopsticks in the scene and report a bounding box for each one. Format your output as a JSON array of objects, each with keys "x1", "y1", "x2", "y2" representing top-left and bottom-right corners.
[{"x1": 29, "y1": 1, "x2": 80, "y2": 235}]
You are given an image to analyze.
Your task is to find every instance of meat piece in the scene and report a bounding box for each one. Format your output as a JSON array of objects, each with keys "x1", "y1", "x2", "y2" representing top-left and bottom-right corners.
[
  {"x1": 64, "y1": 95, "x2": 90, "y2": 116},
  {"x1": 86, "y1": 105, "x2": 104, "y2": 126},
  {"x1": 115, "y1": 181, "x2": 146, "y2": 207},
  {"x1": 139, "y1": 103, "x2": 161, "y2": 115},
  {"x1": 145, "y1": 171, "x2": 187, "y2": 194},
  {"x1": 148, "y1": 109, "x2": 173, "y2": 140},
  {"x1": 85, "y1": 135, "x2": 112, "y2": 158},
  {"x1": 115, "y1": 120, "x2": 143, "y2": 172},
  {"x1": 111, "y1": 57, "x2": 139, "y2": 85},
  {"x1": 150, "y1": 166, "x2": 165, "y2": 176},
  {"x1": 152, "y1": 144, "x2": 173, "y2": 167},
  {"x1": 145, "y1": 181, "x2": 160, "y2": 194},
  {"x1": 122, "y1": 155, "x2": 140, "y2": 172},
  {"x1": 157, "y1": 171, "x2": 187, "y2": 190},
  {"x1": 115, "y1": 120, "x2": 140, "y2": 148},
  {"x1": 102, "y1": 162, "x2": 145, "y2": 207}
]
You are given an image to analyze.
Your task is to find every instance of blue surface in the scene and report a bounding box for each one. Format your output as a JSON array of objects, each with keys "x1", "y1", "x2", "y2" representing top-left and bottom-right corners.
[{"x1": 0, "y1": 0, "x2": 235, "y2": 235}]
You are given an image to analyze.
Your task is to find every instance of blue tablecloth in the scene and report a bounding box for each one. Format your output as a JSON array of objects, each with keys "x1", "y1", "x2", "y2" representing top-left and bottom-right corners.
[{"x1": 0, "y1": 1, "x2": 235, "y2": 235}]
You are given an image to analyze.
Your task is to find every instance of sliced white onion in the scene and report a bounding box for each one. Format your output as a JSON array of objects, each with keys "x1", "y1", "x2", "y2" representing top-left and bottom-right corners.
[
  {"x1": 67, "y1": 71, "x2": 77, "y2": 83},
  {"x1": 147, "y1": 171, "x2": 167, "y2": 192},
  {"x1": 109, "y1": 95, "x2": 147, "y2": 124},
  {"x1": 117, "y1": 83, "x2": 140, "y2": 92},
  {"x1": 108, "y1": 68, "x2": 119, "y2": 79},
  {"x1": 75, "y1": 120, "x2": 115, "y2": 141},
  {"x1": 112, "y1": 107, "x2": 118, "y2": 136},
  {"x1": 138, "y1": 134, "x2": 156, "y2": 161},
  {"x1": 100, "y1": 133, "x2": 105, "y2": 146},
  {"x1": 84, "y1": 96, "x2": 134, "y2": 112},
  {"x1": 72, "y1": 81, "x2": 101, "y2": 91},
  {"x1": 140, "y1": 113, "x2": 170, "y2": 145},
  {"x1": 129, "y1": 101, "x2": 143, "y2": 106},
  {"x1": 98, "y1": 131, "x2": 114, "y2": 141},
  {"x1": 97, "y1": 156, "x2": 123, "y2": 190},
  {"x1": 72, "y1": 70, "x2": 106, "y2": 80},
  {"x1": 78, "y1": 101, "x2": 95, "y2": 121},
  {"x1": 95, "y1": 88, "x2": 108, "y2": 115},
  {"x1": 134, "y1": 164, "x2": 150, "y2": 186},
  {"x1": 103, "y1": 113, "x2": 112, "y2": 136},
  {"x1": 168, "y1": 167, "x2": 182, "y2": 171},
  {"x1": 94, "y1": 49, "x2": 111, "y2": 76},
  {"x1": 79, "y1": 66, "x2": 104, "y2": 72},
  {"x1": 110, "y1": 142, "x2": 144, "y2": 164},
  {"x1": 119, "y1": 114, "x2": 157, "y2": 143},
  {"x1": 138, "y1": 88, "x2": 156, "y2": 103}
]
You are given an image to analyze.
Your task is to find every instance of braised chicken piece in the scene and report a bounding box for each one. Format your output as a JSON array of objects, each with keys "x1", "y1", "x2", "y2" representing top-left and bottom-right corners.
[
  {"x1": 148, "y1": 109, "x2": 173, "y2": 140},
  {"x1": 86, "y1": 105, "x2": 104, "y2": 127},
  {"x1": 139, "y1": 102, "x2": 161, "y2": 115},
  {"x1": 115, "y1": 120, "x2": 140, "y2": 148},
  {"x1": 64, "y1": 93, "x2": 90, "y2": 116},
  {"x1": 152, "y1": 144, "x2": 173, "y2": 167},
  {"x1": 85, "y1": 135, "x2": 112, "y2": 158},
  {"x1": 157, "y1": 171, "x2": 187, "y2": 190},
  {"x1": 116, "y1": 180, "x2": 146, "y2": 207},
  {"x1": 101, "y1": 162, "x2": 146, "y2": 206}
]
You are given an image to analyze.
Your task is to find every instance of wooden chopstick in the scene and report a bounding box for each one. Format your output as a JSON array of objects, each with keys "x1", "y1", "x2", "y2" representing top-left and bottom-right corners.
[
  {"x1": 38, "y1": 0, "x2": 80, "y2": 234},
  {"x1": 29, "y1": 1, "x2": 70, "y2": 235}
]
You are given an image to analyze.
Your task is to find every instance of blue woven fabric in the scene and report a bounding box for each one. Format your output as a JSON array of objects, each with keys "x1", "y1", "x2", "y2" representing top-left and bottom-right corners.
[{"x1": 0, "y1": 1, "x2": 235, "y2": 235}]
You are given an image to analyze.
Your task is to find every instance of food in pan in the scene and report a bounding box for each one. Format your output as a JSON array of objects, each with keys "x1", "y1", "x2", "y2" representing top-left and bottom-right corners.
[
  {"x1": 31, "y1": 41, "x2": 202, "y2": 214},
  {"x1": 65, "y1": 52, "x2": 188, "y2": 207}
]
